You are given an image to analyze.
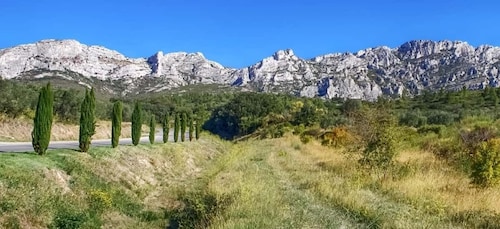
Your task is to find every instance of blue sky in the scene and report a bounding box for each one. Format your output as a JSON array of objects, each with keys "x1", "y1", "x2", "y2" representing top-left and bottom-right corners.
[{"x1": 1, "y1": 0, "x2": 499, "y2": 68}]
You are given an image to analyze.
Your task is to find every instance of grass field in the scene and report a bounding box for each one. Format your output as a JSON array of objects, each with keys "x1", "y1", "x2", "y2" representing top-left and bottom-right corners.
[{"x1": 1, "y1": 133, "x2": 500, "y2": 228}]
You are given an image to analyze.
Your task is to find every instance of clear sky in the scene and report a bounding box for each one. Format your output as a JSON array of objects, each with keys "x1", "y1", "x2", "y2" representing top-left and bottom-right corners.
[{"x1": 1, "y1": 0, "x2": 499, "y2": 68}]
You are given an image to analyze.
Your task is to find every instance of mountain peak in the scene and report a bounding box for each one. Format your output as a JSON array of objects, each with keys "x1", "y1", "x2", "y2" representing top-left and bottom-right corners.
[
  {"x1": 2, "y1": 39, "x2": 500, "y2": 100},
  {"x1": 273, "y1": 49, "x2": 295, "y2": 60}
]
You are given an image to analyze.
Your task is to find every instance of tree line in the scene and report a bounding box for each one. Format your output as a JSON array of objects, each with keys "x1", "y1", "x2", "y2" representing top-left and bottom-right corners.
[{"x1": 31, "y1": 83, "x2": 201, "y2": 155}]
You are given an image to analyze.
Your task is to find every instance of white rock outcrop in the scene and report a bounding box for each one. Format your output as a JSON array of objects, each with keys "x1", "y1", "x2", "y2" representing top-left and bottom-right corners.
[{"x1": 2, "y1": 39, "x2": 500, "y2": 100}]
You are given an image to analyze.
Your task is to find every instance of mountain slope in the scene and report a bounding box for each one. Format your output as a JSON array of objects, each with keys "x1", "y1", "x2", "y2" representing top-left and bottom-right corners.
[{"x1": 2, "y1": 39, "x2": 500, "y2": 99}]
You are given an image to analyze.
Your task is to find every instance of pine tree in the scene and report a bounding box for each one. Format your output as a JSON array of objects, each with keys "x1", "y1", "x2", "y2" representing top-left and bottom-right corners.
[
  {"x1": 189, "y1": 115, "x2": 194, "y2": 141},
  {"x1": 79, "y1": 88, "x2": 96, "y2": 152},
  {"x1": 181, "y1": 112, "x2": 187, "y2": 142},
  {"x1": 131, "y1": 102, "x2": 142, "y2": 146},
  {"x1": 149, "y1": 115, "x2": 156, "y2": 144},
  {"x1": 32, "y1": 83, "x2": 54, "y2": 155},
  {"x1": 111, "y1": 101, "x2": 123, "y2": 148},
  {"x1": 162, "y1": 114, "x2": 169, "y2": 143},
  {"x1": 174, "y1": 113, "x2": 180, "y2": 142},
  {"x1": 195, "y1": 118, "x2": 201, "y2": 140}
]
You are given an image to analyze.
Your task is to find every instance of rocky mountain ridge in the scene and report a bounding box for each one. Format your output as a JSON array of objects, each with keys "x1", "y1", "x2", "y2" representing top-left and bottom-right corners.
[{"x1": 1, "y1": 39, "x2": 500, "y2": 100}]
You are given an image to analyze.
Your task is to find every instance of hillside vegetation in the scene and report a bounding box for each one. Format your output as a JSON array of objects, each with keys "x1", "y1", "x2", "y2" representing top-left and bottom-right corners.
[{"x1": 2, "y1": 80, "x2": 500, "y2": 227}]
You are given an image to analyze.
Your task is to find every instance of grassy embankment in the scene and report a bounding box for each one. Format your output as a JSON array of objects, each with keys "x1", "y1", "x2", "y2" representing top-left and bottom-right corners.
[{"x1": 1, "y1": 131, "x2": 500, "y2": 228}]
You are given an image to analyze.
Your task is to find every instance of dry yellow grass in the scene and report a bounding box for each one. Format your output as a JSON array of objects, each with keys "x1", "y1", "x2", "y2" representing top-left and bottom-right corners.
[
  {"x1": 385, "y1": 148, "x2": 500, "y2": 214},
  {"x1": 0, "y1": 118, "x2": 134, "y2": 141}
]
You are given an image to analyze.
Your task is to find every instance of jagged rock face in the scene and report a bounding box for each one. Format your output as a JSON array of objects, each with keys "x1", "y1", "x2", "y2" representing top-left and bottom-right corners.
[{"x1": 2, "y1": 39, "x2": 500, "y2": 100}]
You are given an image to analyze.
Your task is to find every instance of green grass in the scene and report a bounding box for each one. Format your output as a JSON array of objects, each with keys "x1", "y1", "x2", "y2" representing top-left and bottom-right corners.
[{"x1": 1, "y1": 133, "x2": 500, "y2": 228}]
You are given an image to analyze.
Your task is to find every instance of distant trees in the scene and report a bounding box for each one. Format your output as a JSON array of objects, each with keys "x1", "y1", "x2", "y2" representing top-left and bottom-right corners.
[
  {"x1": 131, "y1": 102, "x2": 142, "y2": 146},
  {"x1": 32, "y1": 83, "x2": 54, "y2": 155},
  {"x1": 181, "y1": 112, "x2": 187, "y2": 142},
  {"x1": 195, "y1": 118, "x2": 201, "y2": 140},
  {"x1": 174, "y1": 113, "x2": 180, "y2": 143},
  {"x1": 79, "y1": 88, "x2": 96, "y2": 152},
  {"x1": 163, "y1": 114, "x2": 169, "y2": 143},
  {"x1": 111, "y1": 101, "x2": 123, "y2": 148},
  {"x1": 149, "y1": 116, "x2": 156, "y2": 144},
  {"x1": 189, "y1": 116, "x2": 194, "y2": 141}
]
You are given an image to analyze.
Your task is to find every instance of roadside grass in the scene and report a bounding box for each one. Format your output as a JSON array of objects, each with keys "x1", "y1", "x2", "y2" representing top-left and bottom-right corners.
[
  {"x1": 0, "y1": 134, "x2": 229, "y2": 228},
  {"x1": 1, "y1": 131, "x2": 500, "y2": 228}
]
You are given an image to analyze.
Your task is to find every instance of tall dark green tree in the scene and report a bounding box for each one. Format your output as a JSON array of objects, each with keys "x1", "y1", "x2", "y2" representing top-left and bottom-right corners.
[
  {"x1": 131, "y1": 102, "x2": 142, "y2": 146},
  {"x1": 149, "y1": 115, "x2": 156, "y2": 144},
  {"x1": 32, "y1": 83, "x2": 54, "y2": 155},
  {"x1": 189, "y1": 115, "x2": 194, "y2": 141},
  {"x1": 162, "y1": 114, "x2": 169, "y2": 143},
  {"x1": 181, "y1": 112, "x2": 187, "y2": 142},
  {"x1": 79, "y1": 88, "x2": 96, "y2": 152},
  {"x1": 174, "y1": 113, "x2": 180, "y2": 142},
  {"x1": 195, "y1": 118, "x2": 201, "y2": 140},
  {"x1": 111, "y1": 101, "x2": 123, "y2": 148}
]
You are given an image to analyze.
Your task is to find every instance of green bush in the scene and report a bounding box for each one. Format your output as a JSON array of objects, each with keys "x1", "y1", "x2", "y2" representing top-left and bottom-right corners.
[
  {"x1": 50, "y1": 208, "x2": 87, "y2": 229},
  {"x1": 417, "y1": 124, "x2": 444, "y2": 136},
  {"x1": 471, "y1": 139, "x2": 500, "y2": 187},
  {"x1": 399, "y1": 110, "x2": 427, "y2": 127},
  {"x1": 426, "y1": 110, "x2": 455, "y2": 125}
]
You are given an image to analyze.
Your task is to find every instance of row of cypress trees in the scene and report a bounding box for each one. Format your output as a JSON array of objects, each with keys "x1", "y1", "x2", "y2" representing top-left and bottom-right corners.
[
  {"x1": 31, "y1": 83, "x2": 202, "y2": 155},
  {"x1": 111, "y1": 102, "x2": 202, "y2": 147}
]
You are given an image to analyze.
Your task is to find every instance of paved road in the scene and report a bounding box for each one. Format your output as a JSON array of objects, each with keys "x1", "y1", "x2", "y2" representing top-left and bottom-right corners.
[{"x1": 0, "y1": 132, "x2": 182, "y2": 153}]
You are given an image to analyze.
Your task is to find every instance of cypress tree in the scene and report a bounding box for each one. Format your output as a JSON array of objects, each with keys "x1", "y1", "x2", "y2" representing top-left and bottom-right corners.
[
  {"x1": 32, "y1": 83, "x2": 54, "y2": 155},
  {"x1": 111, "y1": 101, "x2": 123, "y2": 148},
  {"x1": 189, "y1": 116, "x2": 194, "y2": 141},
  {"x1": 162, "y1": 114, "x2": 169, "y2": 143},
  {"x1": 149, "y1": 115, "x2": 156, "y2": 144},
  {"x1": 131, "y1": 102, "x2": 142, "y2": 146},
  {"x1": 79, "y1": 88, "x2": 96, "y2": 152},
  {"x1": 181, "y1": 112, "x2": 187, "y2": 142},
  {"x1": 195, "y1": 118, "x2": 201, "y2": 140},
  {"x1": 174, "y1": 113, "x2": 180, "y2": 143}
]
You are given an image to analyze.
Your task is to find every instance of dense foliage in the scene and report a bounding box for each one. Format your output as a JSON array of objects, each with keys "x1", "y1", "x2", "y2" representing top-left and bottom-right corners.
[
  {"x1": 111, "y1": 101, "x2": 123, "y2": 148},
  {"x1": 163, "y1": 114, "x2": 170, "y2": 143},
  {"x1": 149, "y1": 115, "x2": 156, "y2": 144},
  {"x1": 131, "y1": 102, "x2": 142, "y2": 146},
  {"x1": 79, "y1": 88, "x2": 96, "y2": 152},
  {"x1": 32, "y1": 83, "x2": 54, "y2": 155},
  {"x1": 181, "y1": 112, "x2": 187, "y2": 142},
  {"x1": 174, "y1": 113, "x2": 180, "y2": 143}
]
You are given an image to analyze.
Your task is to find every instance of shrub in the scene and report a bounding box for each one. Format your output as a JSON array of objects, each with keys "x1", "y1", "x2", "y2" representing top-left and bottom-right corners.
[
  {"x1": 399, "y1": 110, "x2": 427, "y2": 127},
  {"x1": 426, "y1": 110, "x2": 455, "y2": 125},
  {"x1": 321, "y1": 126, "x2": 355, "y2": 147},
  {"x1": 417, "y1": 124, "x2": 444, "y2": 136},
  {"x1": 470, "y1": 138, "x2": 500, "y2": 187},
  {"x1": 460, "y1": 126, "x2": 497, "y2": 155}
]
